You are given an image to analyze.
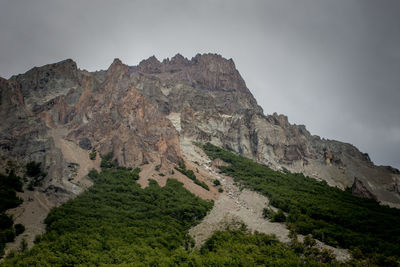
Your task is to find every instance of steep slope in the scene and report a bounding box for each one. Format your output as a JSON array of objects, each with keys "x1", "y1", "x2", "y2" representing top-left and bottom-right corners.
[{"x1": 130, "y1": 53, "x2": 400, "y2": 208}]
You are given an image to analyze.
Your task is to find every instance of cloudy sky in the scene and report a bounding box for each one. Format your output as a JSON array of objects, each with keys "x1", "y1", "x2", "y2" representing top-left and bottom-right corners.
[{"x1": 1, "y1": 0, "x2": 399, "y2": 168}]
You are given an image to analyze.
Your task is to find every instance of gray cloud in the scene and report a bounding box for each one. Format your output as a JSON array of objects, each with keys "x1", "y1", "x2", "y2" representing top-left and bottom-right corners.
[{"x1": 1, "y1": 0, "x2": 399, "y2": 168}]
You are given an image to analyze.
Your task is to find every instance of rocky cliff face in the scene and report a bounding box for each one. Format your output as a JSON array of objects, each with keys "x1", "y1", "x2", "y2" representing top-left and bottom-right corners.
[
  {"x1": 129, "y1": 53, "x2": 400, "y2": 208},
  {"x1": 1, "y1": 53, "x2": 400, "y2": 246},
  {"x1": 1, "y1": 58, "x2": 181, "y2": 192}
]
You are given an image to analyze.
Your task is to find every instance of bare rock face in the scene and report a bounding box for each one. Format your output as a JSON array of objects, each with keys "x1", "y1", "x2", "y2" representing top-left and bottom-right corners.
[
  {"x1": 351, "y1": 177, "x2": 377, "y2": 200},
  {"x1": 67, "y1": 58, "x2": 181, "y2": 166}
]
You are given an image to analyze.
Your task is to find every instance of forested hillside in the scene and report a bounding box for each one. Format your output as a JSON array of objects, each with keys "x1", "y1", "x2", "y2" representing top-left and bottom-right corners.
[
  {"x1": 202, "y1": 143, "x2": 400, "y2": 266},
  {"x1": 1, "y1": 155, "x2": 370, "y2": 266}
]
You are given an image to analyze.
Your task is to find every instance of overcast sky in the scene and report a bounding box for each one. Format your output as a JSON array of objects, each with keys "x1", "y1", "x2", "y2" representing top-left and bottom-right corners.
[{"x1": 1, "y1": 0, "x2": 399, "y2": 168}]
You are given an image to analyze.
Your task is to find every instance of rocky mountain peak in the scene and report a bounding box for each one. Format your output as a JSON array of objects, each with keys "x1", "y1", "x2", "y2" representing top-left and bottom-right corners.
[
  {"x1": 170, "y1": 53, "x2": 190, "y2": 64},
  {"x1": 106, "y1": 58, "x2": 129, "y2": 80},
  {"x1": 138, "y1": 55, "x2": 162, "y2": 73},
  {"x1": 110, "y1": 58, "x2": 124, "y2": 67},
  {"x1": 192, "y1": 53, "x2": 236, "y2": 70},
  {"x1": 160, "y1": 53, "x2": 191, "y2": 72}
]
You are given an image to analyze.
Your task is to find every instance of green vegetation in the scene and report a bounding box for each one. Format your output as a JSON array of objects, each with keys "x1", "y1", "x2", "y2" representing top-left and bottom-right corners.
[
  {"x1": 0, "y1": 171, "x2": 23, "y2": 257},
  {"x1": 263, "y1": 208, "x2": 286, "y2": 222},
  {"x1": 2, "y1": 155, "x2": 342, "y2": 266},
  {"x1": 196, "y1": 229, "x2": 333, "y2": 266},
  {"x1": 100, "y1": 152, "x2": 118, "y2": 169},
  {"x1": 89, "y1": 148, "x2": 96, "y2": 160},
  {"x1": 3, "y1": 165, "x2": 213, "y2": 265},
  {"x1": 213, "y1": 179, "x2": 221, "y2": 186},
  {"x1": 175, "y1": 159, "x2": 209, "y2": 191},
  {"x1": 155, "y1": 164, "x2": 161, "y2": 171},
  {"x1": 4, "y1": 145, "x2": 400, "y2": 265},
  {"x1": 14, "y1": 224, "x2": 25, "y2": 236},
  {"x1": 26, "y1": 161, "x2": 46, "y2": 190},
  {"x1": 202, "y1": 143, "x2": 400, "y2": 265}
]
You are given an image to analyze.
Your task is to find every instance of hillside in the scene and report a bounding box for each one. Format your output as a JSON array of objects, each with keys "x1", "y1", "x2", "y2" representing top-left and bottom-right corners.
[
  {"x1": 0, "y1": 53, "x2": 399, "y2": 265},
  {"x1": 2, "y1": 145, "x2": 399, "y2": 265}
]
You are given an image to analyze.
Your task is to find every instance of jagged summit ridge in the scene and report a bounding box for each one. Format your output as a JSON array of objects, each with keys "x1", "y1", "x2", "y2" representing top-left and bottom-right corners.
[{"x1": 137, "y1": 53, "x2": 248, "y2": 93}]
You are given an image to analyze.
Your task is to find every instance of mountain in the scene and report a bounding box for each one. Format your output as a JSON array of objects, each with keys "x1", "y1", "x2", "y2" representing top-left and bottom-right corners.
[
  {"x1": 133, "y1": 53, "x2": 400, "y2": 206},
  {"x1": 1, "y1": 53, "x2": 400, "y2": 259}
]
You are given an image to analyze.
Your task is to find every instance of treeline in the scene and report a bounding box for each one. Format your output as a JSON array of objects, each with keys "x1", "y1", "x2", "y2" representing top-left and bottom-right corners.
[{"x1": 202, "y1": 143, "x2": 400, "y2": 266}]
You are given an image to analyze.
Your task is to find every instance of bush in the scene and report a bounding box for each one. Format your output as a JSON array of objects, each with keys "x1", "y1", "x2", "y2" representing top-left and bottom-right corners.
[
  {"x1": 0, "y1": 213, "x2": 13, "y2": 230},
  {"x1": 272, "y1": 210, "x2": 286, "y2": 222},
  {"x1": 14, "y1": 224, "x2": 25, "y2": 236},
  {"x1": 194, "y1": 179, "x2": 209, "y2": 190},
  {"x1": 175, "y1": 161, "x2": 210, "y2": 191},
  {"x1": 100, "y1": 152, "x2": 118, "y2": 169},
  {"x1": 0, "y1": 228, "x2": 15, "y2": 243},
  {"x1": 213, "y1": 179, "x2": 221, "y2": 186},
  {"x1": 26, "y1": 162, "x2": 42, "y2": 178},
  {"x1": 89, "y1": 149, "x2": 96, "y2": 160},
  {"x1": 25, "y1": 161, "x2": 46, "y2": 189},
  {"x1": 0, "y1": 171, "x2": 22, "y2": 192},
  {"x1": 263, "y1": 208, "x2": 274, "y2": 219},
  {"x1": 263, "y1": 208, "x2": 286, "y2": 222},
  {"x1": 19, "y1": 239, "x2": 27, "y2": 252}
]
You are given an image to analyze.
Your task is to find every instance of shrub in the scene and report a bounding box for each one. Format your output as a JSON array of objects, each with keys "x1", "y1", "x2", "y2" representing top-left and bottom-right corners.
[
  {"x1": 89, "y1": 149, "x2": 96, "y2": 160},
  {"x1": 0, "y1": 213, "x2": 13, "y2": 230},
  {"x1": 272, "y1": 210, "x2": 286, "y2": 222},
  {"x1": 213, "y1": 179, "x2": 221, "y2": 186},
  {"x1": 0, "y1": 228, "x2": 15, "y2": 243},
  {"x1": 26, "y1": 162, "x2": 42, "y2": 178},
  {"x1": 19, "y1": 239, "x2": 27, "y2": 252},
  {"x1": 14, "y1": 224, "x2": 25, "y2": 236},
  {"x1": 25, "y1": 161, "x2": 46, "y2": 189},
  {"x1": 194, "y1": 179, "x2": 209, "y2": 190},
  {"x1": 100, "y1": 152, "x2": 118, "y2": 169},
  {"x1": 175, "y1": 161, "x2": 209, "y2": 191},
  {"x1": 263, "y1": 208, "x2": 274, "y2": 219}
]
